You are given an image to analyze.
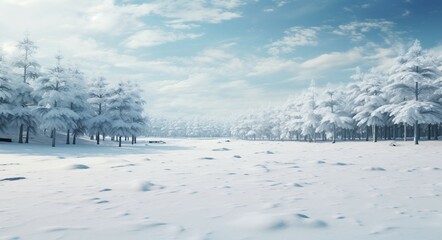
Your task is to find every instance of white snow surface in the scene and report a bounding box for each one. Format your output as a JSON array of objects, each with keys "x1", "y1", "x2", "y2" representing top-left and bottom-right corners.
[{"x1": 1, "y1": 138, "x2": 441, "y2": 240}]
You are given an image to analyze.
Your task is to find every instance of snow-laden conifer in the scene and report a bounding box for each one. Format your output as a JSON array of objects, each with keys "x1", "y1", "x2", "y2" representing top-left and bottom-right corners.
[{"x1": 87, "y1": 76, "x2": 112, "y2": 144}]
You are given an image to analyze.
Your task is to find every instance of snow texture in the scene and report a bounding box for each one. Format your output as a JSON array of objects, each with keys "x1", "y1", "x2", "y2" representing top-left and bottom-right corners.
[{"x1": 1, "y1": 138, "x2": 441, "y2": 239}]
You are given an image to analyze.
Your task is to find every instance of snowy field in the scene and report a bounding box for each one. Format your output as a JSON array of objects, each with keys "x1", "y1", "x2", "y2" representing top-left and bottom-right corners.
[{"x1": 1, "y1": 138, "x2": 441, "y2": 240}]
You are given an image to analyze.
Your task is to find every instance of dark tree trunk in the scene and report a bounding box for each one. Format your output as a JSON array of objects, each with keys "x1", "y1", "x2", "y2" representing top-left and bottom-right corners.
[
  {"x1": 66, "y1": 129, "x2": 70, "y2": 144},
  {"x1": 18, "y1": 124, "x2": 24, "y2": 143},
  {"x1": 25, "y1": 126, "x2": 30, "y2": 143},
  {"x1": 428, "y1": 124, "x2": 431, "y2": 140},
  {"x1": 96, "y1": 131, "x2": 100, "y2": 145},
  {"x1": 392, "y1": 125, "x2": 396, "y2": 140},
  {"x1": 414, "y1": 82, "x2": 419, "y2": 145},
  {"x1": 73, "y1": 134, "x2": 77, "y2": 144},
  {"x1": 435, "y1": 124, "x2": 439, "y2": 140},
  {"x1": 404, "y1": 123, "x2": 407, "y2": 141},
  {"x1": 131, "y1": 135, "x2": 134, "y2": 145},
  {"x1": 52, "y1": 129, "x2": 56, "y2": 147},
  {"x1": 118, "y1": 136, "x2": 122, "y2": 147},
  {"x1": 366, "y1": 125, "x2": 369, "y2": 141},
  {"x1": 414, "y1": 121, "x2": 419, "y2": 145}
]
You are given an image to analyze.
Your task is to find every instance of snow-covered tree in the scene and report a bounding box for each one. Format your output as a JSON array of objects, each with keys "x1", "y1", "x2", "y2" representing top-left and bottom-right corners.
[
  {"x1": 352, "y1": 71, "x2": 388, "y2": 142},
  {"x1": 66, "y1": 67, "x2": 92, "y2": 144},
  {"x1": 107, "y1": 82, "x2": 134, "y2": 147},
  {"x1": 126, "y1": 82, "x2": 148, "y2": 144},
  {"x1": 12, "y1": 35, "x2": 40, "y2": 143},
  {"x1": 300, "y1": 81, "x2": 321, "y2": 141},
  {"x1": 382, "y1": 40, "x2": 442, "y2": 144},
  {"x1": 14, "y1": 35, "x2": 40, "y2": 83},
  {"x1": 317, "y1": 88, "x2": 353, "y2": 143},
  {"x1": 87, "y1": 76, "x2": 112, "y2": 144},
  {"x1": 34, "y1": 54, "x2": 78, "y2": 147},
  {"x1": 0, "y1": 55, "x2": 16, "y2": 132}
]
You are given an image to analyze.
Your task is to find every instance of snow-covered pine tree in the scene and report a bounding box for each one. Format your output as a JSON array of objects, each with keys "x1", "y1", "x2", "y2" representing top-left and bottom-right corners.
[
  {"x1": 10, "y1": 80, "x2": 38, "y2": 143},
  {"x1": 0, "y1": 55, "x2": 16, "y2": 132},
  {"x1": 107, "y1": 82, "x2": 133, "y2": 147},
  {"x1": 352, "y1": 70, "x2": 388, "y2": 142},
  {"x1": 300, "y1": 81, "x2": 321, "y2": 142},
  {"x1": 66, "y1": 67, "x2": 92, "y2": 144},
  {"x1": 125, "y1": 82, "x2": 147, "y2": 144},
  {"x1": 87, "y1": 76, "x2": 112, "y2": 144},
  {"x1": 12, "y1": 35, "x2": 40, "y2": 143},
  {"x1": 383, "y1": 40, "x2": 442, "y2": 144},
  {"x1": 317, "y1": 87, "x2": 353, "y2": 143},
  {"x1": 34, "y1": 53, "x2": 79, "y2": 147}
]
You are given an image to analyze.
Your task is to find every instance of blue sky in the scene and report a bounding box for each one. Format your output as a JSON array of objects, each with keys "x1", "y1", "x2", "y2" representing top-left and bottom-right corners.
[{"x1": 1, "y1": 0, "x2": 441, "y2": 119}]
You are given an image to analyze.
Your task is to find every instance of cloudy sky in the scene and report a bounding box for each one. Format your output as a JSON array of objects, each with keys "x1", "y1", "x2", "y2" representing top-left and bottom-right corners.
[{"x1": 1, "y1": 0, "x2": 441, "y2": 119}]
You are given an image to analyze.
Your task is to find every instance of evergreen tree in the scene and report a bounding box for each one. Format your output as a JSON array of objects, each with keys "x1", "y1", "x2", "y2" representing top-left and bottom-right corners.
[
  {"x1": 383, "y1": 40, "x2": 442, "y2": 144},
  {"x1": 34, "y1": 54, "x2": 78, "y2": 147},
  {"x1": 87, "y1": 76, "x2": 112, "y2": 144},
  {"x1": 12, "y1": 35, "x2": 40, "y2": 143},
  {"x1": 108, "y1": 82, "x2": 133, "y2": 147},
  {"x1": 0, "y1": 55, "x2": 16, "y2": 132}
]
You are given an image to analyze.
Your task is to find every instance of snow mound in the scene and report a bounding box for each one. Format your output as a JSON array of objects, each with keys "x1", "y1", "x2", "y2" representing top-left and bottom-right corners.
[
  {"x1": 233, "y1": 212, "x2": 328, "y2": 231},
  {"x1": 334, "y1": 162, "x2": 351, "y2": 166},
  {"x1": 212, "y1": 147, "x2": 230, "y2": 151},
  {"x1": 68, "y1": 164, "x2": 90, "y2": 170},
  {"x1": 233, "y1": 155, "x2": 242, "y2": 158},
  {"x1": 133, "y1": 181, "x2": 164, "y2": 192},
  {"x1": 200, "y1": 157, "x2": 215, "y2": 160},
  {"x1": 366, "y1": 167, "x2": 386, "y2": 171}
]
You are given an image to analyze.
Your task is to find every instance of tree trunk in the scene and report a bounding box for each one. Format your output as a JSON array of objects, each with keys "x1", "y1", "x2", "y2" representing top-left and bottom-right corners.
[
  {"x1": 73, "y1": 134, "x2": 77, "y2": 144},
  {"x1": 25, "y1": 126, "x2": 30, "y2": 143},
  {"x1": 52, "y1": 128, "x2": 56, "y2": 147},
  {"x1": 392, "y1": 125, "x2": 396, "y2": 140},
  {"x1": 372, "y1": 125, "x2": 377, "y2": 142},
  {"x1": 90, "y1": 135, "x2": 94, "y2": 140},
  {"x1": 66, "y1": 129, "x2": 70, "y2": 144},
  {"x1": 131, "y1": 135, "x2": 134, "y2": 145},
  {"x1": 96, "y1": 131, "x2": 100, "y2": 145},
  {"x1": 103, "y1": 134, "x2": 105, "y2": 141},
  {"x1": 414, "y1": 120, "x2": 419, "y2": 145},
  {"x1": 118, "y1": 136, "x2": 122, "y2": 147},
  {"x1": 18, "y1": 124, "x2": 24, "y2": 143},
  {"x1": 435, "y1": 124, "x2": 439, "y2": 140},
  {"x1": 366, "y1": 125, "x2": 369, "y2": 141},
  {"x1": 427, "y1": 124, "x2": 431, "y2": 140},
  {"x1": 134, "y1": 136, "x2": 137, "y2": 144},
  {"x1": 404, "y1": 123, "x2": 407, "y2": 141}
]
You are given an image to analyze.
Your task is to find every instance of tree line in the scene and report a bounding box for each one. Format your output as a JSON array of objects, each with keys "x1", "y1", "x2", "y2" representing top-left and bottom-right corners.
[
  {"x1": 0, "y1": 36, "x2": 148, "y2": 147},
  {"x1": 231, "y1": 40, "x2": 442, "y2": 144}
]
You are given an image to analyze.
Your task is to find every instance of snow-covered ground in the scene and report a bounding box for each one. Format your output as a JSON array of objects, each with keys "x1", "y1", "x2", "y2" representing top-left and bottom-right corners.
[{"x1": 1, "y1": 138, "x2": 441, "y2": 240}]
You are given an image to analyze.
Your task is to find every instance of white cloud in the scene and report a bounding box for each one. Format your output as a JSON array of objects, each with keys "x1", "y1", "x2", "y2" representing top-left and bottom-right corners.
[
  {"x1": 402, "y1": 10, "x2": 410, "y2": 17},
  {"x1": 248, "y1": 57, "x2": 296, "y2": 76},
  {"x1": 267, "y1": 26, "x2": 321, "y2": 55},
  {"x1": 124, "y1": 29, "x2": 203, "y2": 48},
  {"x1": 301, "y1": 48, "x2": 363, "y2": 70},
  {"x1": 148, "y1": 0, "x2": 243, "y2": 24},
  {"x1": 333, "y1": 20, "x2": 395, "y2": 42},
  {"x1": 166, "y1": 23, "x2": 200, "y2": 30},
  {"x1": 274, "y1": 0, "x2": 288, "y2": 7}
]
